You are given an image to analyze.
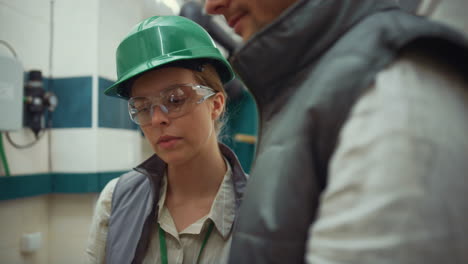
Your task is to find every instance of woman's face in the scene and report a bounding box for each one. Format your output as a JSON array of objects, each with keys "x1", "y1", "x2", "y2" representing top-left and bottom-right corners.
[{"x1": 131, "y1": 67, "x2": 225, "y2": 165}]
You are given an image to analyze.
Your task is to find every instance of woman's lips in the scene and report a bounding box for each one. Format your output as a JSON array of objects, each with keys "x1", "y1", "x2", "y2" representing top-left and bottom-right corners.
[{"x1": 157, "y1": 136, "x2": 182, "y2": 149}]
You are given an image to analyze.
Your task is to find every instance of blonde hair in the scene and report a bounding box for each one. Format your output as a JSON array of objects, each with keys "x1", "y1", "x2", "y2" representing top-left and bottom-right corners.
[{"x1": 193, "y1": 63, "x2": 227, "y2": 135}]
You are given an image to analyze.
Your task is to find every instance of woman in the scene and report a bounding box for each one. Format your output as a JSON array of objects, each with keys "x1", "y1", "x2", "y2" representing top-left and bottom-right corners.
[{"x1": 86, "y1": 16, "x2": 248, "y2": 264}]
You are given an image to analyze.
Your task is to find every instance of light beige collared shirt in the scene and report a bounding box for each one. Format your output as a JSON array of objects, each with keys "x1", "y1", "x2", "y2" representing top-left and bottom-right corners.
[{"x1": 86, "y1": 160, "x2": 235, "y2": 264}]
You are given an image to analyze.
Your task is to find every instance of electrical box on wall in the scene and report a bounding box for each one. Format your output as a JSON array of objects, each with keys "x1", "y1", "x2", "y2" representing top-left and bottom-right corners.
[
  {"x1": 0, "y1": 54, "x2": 24, "y2": 131},
  {"x1": 20, "y1": 232, "x2": 42, "y2": 254}
]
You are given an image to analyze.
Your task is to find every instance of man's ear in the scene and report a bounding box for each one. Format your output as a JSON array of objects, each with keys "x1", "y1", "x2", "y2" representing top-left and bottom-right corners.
[{"x1": 211, "y1": 92, "x2": 225, "y2": 120}]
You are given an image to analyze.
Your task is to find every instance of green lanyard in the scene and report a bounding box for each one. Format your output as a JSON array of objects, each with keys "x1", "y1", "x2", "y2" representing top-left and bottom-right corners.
[{"x1": 158, "y1": 221, "x2": 215, "y2": 264}]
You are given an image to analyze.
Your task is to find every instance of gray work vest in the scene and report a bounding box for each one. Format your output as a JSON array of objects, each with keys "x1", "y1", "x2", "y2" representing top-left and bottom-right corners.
[
  {"x1": 105, "y1": 143, "x2": 248, "y2": 264},
  {"x1": 227, "y1": 0, "x2": 468, "y2": 263}
]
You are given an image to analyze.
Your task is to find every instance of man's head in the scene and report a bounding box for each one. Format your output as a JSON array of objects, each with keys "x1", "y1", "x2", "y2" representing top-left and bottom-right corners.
[{"x1": 204, "y1": 0, "x2": 299, "y2": 42}]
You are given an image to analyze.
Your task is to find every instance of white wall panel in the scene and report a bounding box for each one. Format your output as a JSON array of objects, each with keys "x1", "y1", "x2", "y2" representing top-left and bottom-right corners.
[
  {"x1": 48, "y1": 194, "x2": 95, "y2": 264},
  {"x1": 0, "y1": 0, "x2": 50, "y2": 19},
  {"x1": 1, "y1": 131, "x2": 50, "y2": 176},
  {"x1": 0, "y1": 195, "x2": 49, "y2": 264},
  {"x1": 0, "y1": 0, "x2": 51, "y2": 76},
  {"x1": 98, "y1": 0, "x2": 144, "y2": 80},
  {"x1": 97, "y1": 128, "x2": 143, "y2": 171},
  {"x1": 52, "y1": 0, "x2": 98, "y2": 77},
  {"x1": 50, "y1": 128, "x2": 143, "y2": 173},
  {"x1": 0, "y1": 1, "x2": 149, "y2": 264},
  {"x1": 50, "y1": 128, "x2": 98, "y2": 173}
]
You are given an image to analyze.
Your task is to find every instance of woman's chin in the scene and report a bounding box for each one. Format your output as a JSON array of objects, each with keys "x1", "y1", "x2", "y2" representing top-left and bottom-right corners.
[{"x1": 156, "y1": 150, "x2": 191, "y2": 166}]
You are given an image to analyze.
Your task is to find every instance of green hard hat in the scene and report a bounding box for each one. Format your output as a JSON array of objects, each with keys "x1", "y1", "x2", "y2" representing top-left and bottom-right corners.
[{"x1": 104, "y1": 15, "x2": 235, "y2": 99}]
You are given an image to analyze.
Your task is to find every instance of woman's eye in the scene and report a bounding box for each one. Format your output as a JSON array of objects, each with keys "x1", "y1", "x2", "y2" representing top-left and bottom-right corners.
[
  {"x1": 140, "y1": 107, "x2": 150, "y2": 113},
  {"x1": 132, "y1": 102, "x2": 150, "y2": 114},
  {"x1": 167, "y1": 94, "x2": 186, "y2": 106},
  {"x1": 133, "y1": 107, "x2": 149, "y2": 115}
]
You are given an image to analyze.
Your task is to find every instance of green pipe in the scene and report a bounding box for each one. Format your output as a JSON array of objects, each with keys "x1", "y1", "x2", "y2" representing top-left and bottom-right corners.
[{"x1": 0, "y1": 133, "x2": 11, "y2": 176}]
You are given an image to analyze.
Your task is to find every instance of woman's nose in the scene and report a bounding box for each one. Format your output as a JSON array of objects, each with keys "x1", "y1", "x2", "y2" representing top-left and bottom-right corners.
[
  {"x1": 151, "y1": 105, "x2": 169, "y2": 126},
  {"x1": 204, "y1": 0, "x2": 230, "y2": 15}
]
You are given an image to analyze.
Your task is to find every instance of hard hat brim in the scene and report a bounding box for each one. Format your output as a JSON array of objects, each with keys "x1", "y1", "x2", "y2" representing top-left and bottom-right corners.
[{"x1": 104, "y1": 47, "x2": 235, "y2": 99}]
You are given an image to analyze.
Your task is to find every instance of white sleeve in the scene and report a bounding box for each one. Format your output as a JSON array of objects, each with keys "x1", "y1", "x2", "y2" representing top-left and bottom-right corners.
[
  {"x1": 305, "y1": 51, "x2": 468, "y2": 263},
  {"x1": 85, "y1": 178, "x2": 119, "y2": 264}
]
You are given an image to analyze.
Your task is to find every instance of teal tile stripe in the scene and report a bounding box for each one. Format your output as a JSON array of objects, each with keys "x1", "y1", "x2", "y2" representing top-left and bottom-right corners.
[
  {"x1": 0, "y1": 174, "x2": 52, "y2": 200},
  {"x1": 0, "y1": 171, "x2": 125, "y2": 200},
  {"x1": 47, "y1": 77, "x2": 93, "y2": 128},
  {"x1": 38, "y1": 76, "x2": 137, "y2": 129},
  {"x1": 98, "y1": 77, "x2": 137, "y2": 130},
  {"x1": 222, "y1": 90, "x2": 258, "y2": 173},
  {"x1": 52, "y1": 173, "x2": 99, "y2": 193}
]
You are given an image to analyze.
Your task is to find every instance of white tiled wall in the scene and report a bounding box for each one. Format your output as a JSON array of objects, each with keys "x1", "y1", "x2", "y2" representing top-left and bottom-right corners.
[
  {"x1": 0, "y1": 0, "x2": 51, "y2": 177},
  {"x1": 48, "y1": 194, "x2": 96, "y2": 264},
  {"x1": 98, "y1": 0, "x2": 145, "y2": 80},
  {"x1": 52, "y1": 0, "x2": 99, "y2": 78},
  {"x1": 49, "y1": 128, "x2": 143, "y2": 173},
  {"x1": 50, "y1": 128, "x2": 99, "y2": 173},
  {"x1": 1, "y1": 2, "x2": 51, "y2": 263},
  {"x1": 0, "y1": 0, "x2": 51, "y2": 75},
  {"x1": 1, "y1": 131, "x2": 50, "y2": 175},
  {"x1": 0, "y1": 0, "x2": 148, "y2": 263},
  {"x1": 0, "y1": 195, "x2": 49, "y2": 264},
  {"x1": 97, "y1": 128, "x2": 143, "y2": 171}
]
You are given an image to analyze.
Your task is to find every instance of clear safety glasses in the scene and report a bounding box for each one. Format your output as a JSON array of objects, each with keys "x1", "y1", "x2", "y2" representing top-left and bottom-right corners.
[{"x1": 128, "y1": 84, "x2": 217, "y2": 126}]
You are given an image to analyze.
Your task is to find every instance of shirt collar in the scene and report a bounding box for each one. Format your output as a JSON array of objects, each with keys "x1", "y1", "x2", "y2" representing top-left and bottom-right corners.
[
  {"x1": 157, "y1": 174, "x2": 168, "y2": 220},
  {"x1": 206, "y1": 158, "x2": 235, "y2": 239}
]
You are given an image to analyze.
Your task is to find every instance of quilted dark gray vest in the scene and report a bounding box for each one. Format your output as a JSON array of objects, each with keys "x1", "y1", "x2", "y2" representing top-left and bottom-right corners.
[
  {"x1": 227, "y1": 0, "x2": 468, "y2": 263},
  {"x1": 105, "y1": 144, "x2": 248, "y2": 264}
]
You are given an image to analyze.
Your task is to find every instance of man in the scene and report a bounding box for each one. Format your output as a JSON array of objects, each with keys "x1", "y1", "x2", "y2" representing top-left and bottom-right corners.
[{"x1": 204, "y1": 0, "x2": 468, "y2": 263}]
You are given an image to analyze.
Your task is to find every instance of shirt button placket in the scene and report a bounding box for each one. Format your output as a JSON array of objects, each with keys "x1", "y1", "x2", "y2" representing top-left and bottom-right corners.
[{"x1": 176, "y1": 242, "x2": 183, "y2": 264}]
